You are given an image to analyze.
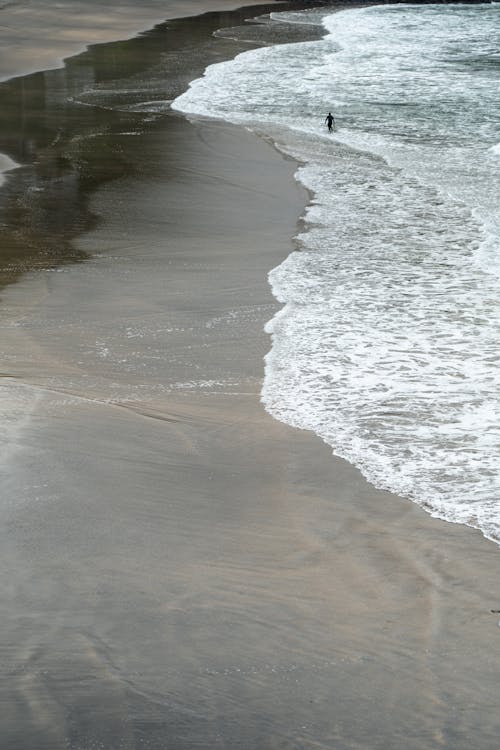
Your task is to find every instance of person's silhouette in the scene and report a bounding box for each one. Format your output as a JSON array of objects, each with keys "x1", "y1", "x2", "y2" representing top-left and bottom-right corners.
[{"x1": 325, "y1": 111, "x2": 335, "y2": 132}]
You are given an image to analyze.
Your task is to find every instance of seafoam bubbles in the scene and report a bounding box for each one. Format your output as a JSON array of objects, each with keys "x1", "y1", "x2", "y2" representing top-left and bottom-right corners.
[
  {"x1": 264, "y1": 133, "x2": 500, "y2": 543},
  {"x1": 174, "y1": 3, "x2": 500, "y2": 544}
]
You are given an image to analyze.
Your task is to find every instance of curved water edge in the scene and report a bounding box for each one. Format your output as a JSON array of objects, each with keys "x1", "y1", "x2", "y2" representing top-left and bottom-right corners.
[{"x1": 172, "y1": 3, "x2": 500, "y2": 545}]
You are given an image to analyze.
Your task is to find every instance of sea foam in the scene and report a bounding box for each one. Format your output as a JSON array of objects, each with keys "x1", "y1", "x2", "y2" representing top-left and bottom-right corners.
[{"x1": 173, "y1": 3, "x2": 500, "y2": 544}]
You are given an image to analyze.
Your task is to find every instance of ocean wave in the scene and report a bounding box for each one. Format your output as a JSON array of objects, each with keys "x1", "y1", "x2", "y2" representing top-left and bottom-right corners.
[{"x1": 173, "y1": 3, "x2": 500, "y2": 545}]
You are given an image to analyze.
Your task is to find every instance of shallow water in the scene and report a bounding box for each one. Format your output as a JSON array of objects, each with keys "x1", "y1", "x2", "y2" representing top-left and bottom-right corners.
[{"x1": 173, "y1": 2, "x2": 500, "y2": 543}]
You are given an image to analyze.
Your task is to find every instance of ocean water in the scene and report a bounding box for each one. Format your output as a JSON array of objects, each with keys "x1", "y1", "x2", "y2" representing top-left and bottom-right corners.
[{"x1": 172, "y1": 3, "x2": 500, "y2": 543}]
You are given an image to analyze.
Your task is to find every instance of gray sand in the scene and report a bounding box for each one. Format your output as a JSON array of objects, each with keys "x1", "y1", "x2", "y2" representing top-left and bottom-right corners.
[
  {"x1": 1, "y1": 4, "x2": 500, "y2": 750},
  {"x1": 3, "y1": 112, "x2": 500, "y2": 750},
  {"x1": 0, "y1": 0, "x2": 279, "y2": 81}
]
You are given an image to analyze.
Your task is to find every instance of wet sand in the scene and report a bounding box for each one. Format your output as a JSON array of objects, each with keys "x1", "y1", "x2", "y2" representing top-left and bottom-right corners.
[
  {"x1": 1, "y1": 3, "x2": 500, "y2": 749},
  {"x1": 0, "y1": 0, "x2": 285, "y2": 81}
]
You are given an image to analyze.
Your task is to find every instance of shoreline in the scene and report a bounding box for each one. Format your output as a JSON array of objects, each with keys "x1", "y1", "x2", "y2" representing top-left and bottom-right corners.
[
  {"x1": 1, "y1": 3, "x2": 500, "y2": 748},
  {"x1": 173, "y1": 2, "x2": 500, "y2": 550}
]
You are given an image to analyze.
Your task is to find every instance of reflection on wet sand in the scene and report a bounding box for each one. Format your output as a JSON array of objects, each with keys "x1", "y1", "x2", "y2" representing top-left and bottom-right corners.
[{"x1": 2, "y1": 3, "x2": 500, "y2": 750}]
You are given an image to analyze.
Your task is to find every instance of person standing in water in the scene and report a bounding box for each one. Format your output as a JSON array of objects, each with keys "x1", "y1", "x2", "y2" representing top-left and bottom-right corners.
[{"x1": 325, "y1": 111, "x2": 335, "y2": 132}]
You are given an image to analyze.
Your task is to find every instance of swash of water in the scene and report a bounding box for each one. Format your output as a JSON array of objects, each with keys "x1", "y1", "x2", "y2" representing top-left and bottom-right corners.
[
  {"x1": 142, "y1": 4, "x2": 500, "y2": 542},
  {"x1": 172, "y1": 3, "x2": 500, "y2": 543}
]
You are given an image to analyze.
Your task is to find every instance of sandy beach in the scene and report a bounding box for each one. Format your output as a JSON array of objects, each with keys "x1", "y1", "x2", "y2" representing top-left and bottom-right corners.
[
  {"x1": 1, "y1": 3, "x2": 500, "y2": 749},
  {"x1": 0, "y1": 0, "x2": 288, "y2": 82}
]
